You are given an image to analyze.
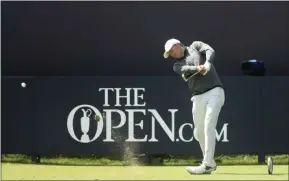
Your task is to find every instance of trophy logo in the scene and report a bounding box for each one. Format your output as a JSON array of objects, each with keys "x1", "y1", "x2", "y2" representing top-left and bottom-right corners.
[
  {"x1": 80, "y1": 108, "x2": 92, "y2": 143},
  {"x1": 67, "y1": 104, "x2": 104, "y2": 143}
]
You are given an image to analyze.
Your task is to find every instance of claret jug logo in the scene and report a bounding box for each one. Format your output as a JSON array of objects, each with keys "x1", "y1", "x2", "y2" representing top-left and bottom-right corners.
[
  {"x1": 67, "y1": 88, "x2": 229, "y2": 143},
  {"x1": 67, "y1": 104, "x2": 104, "y2": 143}
]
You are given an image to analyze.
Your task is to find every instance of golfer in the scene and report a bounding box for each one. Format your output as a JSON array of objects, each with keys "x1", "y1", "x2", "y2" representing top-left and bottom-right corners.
[{"x1": 163, "y1": 38, "x2": 225, "y2": 174}]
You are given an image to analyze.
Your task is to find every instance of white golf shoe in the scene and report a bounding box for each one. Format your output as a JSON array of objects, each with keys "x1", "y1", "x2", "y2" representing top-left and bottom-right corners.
[{"x1": 186, "y1": 163, "x2": 217, "y2": 175}]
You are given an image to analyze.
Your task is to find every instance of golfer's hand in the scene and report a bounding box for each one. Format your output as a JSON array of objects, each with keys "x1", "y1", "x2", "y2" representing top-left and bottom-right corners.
[
  {"x1": 198, "y1": 62, "x2": 211, "y2": 75},
  {"x1": 203, "y1": 62, "x2": 211, "y2": 75},
  {"x1": 196, "y1": 66, "x2": 204, "y2": 72},
  {"x1": 197, "y1": 66, "x2": 207, "y2": 75}
]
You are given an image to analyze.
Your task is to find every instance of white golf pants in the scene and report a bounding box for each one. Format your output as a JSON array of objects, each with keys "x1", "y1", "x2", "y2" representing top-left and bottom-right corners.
[{"x1": 191, "y1": 87, "x2": 225, "y2": 167}]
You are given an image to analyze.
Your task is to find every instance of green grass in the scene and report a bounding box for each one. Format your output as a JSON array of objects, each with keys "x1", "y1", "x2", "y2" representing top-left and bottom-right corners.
[
  {"x1": 2, "y1": 164, "x2": 288, "y2": 180},
  {"x1": 164, "y1": 154, "x2": 289, "y2": 166},
  {"x1": 2, "y1": 154, "x2": 288, "y2": 166},
  {"x1": 2, "y1": 154, "x2": 288, "y2": 180}
]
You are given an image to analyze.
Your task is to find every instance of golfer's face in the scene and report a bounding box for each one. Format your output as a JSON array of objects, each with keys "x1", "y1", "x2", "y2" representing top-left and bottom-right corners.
[{"x1": 169, "y1": 44, "x2": 182, "y2": 58}]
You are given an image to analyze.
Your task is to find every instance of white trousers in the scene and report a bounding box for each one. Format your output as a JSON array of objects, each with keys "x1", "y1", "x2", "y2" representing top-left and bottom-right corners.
[{"x1": 191, "y1": 87, "x2": 225, "y2": 167}]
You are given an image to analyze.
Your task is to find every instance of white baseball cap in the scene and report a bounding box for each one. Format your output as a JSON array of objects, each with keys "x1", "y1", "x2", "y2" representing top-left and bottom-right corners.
[{"x1": 163, "y1": 38, "x2": 181, "y2": 58}]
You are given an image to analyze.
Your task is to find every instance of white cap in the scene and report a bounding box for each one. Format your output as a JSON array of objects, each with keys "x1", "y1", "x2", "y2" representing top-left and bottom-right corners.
[{"x1": 163, "y1": 38, "x2": 181, "y2": 58}]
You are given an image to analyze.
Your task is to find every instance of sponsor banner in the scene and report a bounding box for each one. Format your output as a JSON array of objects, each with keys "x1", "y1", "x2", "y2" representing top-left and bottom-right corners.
[{"x1": 3, "y1": 76, "x2": 288, "y2": 155}]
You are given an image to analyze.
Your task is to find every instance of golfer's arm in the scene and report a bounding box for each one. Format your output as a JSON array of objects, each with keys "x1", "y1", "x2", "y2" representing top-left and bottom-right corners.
[
  {"x1": 173, "y1": 63, "x2": 199, "y2": 75},
  {"x1": 190, "y1": 41, "x2": 215, "y2": 64}
]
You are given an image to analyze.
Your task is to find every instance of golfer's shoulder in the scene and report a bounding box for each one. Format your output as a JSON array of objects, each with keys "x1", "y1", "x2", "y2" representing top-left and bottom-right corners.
[
  {"x1": 173, "y1": 60, "x2": 180, "y2": 67},
  {"x1": 189, "y1": 41, "x2": 204, "y2": 47},
  {"x1": 172, "y1": 60, "x2": 183, "y2": 71}
]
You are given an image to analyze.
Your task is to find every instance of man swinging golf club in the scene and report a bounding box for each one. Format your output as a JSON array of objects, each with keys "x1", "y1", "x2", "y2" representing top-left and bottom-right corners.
[{"x1": 163, "y1": 38, "x2": 225, "y2": 174}]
